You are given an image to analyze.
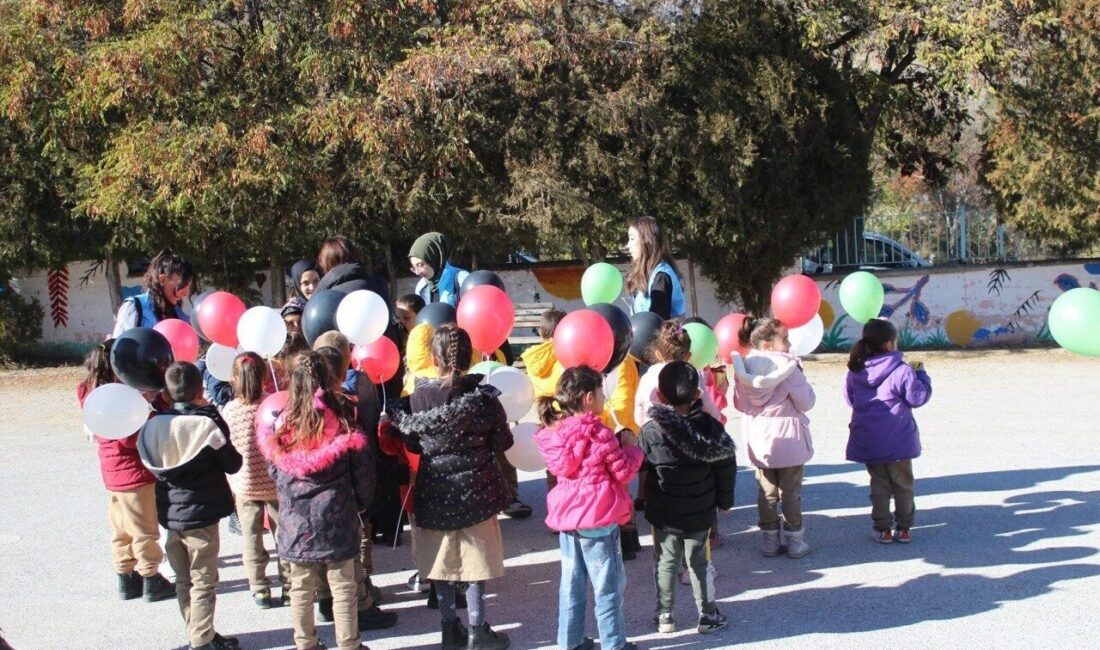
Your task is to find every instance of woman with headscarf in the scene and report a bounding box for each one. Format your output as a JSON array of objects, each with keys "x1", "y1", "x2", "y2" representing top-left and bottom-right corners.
[
  {"x1": 281, "y1": 260, "x2": 321, "y2": 335},
  {"x1": 408, "y1": 232, "x2": 469, "y2": 307}
]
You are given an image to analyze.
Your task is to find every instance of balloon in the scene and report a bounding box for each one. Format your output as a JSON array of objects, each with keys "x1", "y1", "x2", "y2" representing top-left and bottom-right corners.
[
  {"x1": 1048, "y1": 288, "x2": 1100, "y2": 357},
  {"x1": 352, "y1": 337, "x2": 401, "y2": 383},
  {"x1": 205, "y1": 343, "x2": 239, "y2": 382},
  {"x1": 683, "y1": 322, "x2": 718, "y2": 369},
  {"x1": 629, "y1": 311, "x2": 664, "y2": 361},
  {"x1": 581, "y1": 263, "x2": 624, "y2": 306},
  {"x1": 715, "y1": 313, "x2": 748, "y2": 362},
  {"x1": 789, "y1": 314, "x2": 824, "y2": 357},
  {"x1": 197, "y1": 291, "x2": 247, "y2": 348},
  {"x1": 589, "y1": 303, "x2": 633, "y2": 373},
  {"x1": 82, "y1": 383, "x2": 152, "y2": 440},
  {"x1": 839, "y1": 271, "x2": 885, "y2": 324},
  {"x1": 416, "y1": 302, "x2": 458, "y2": 328},
  {"x1": 188, "y1": 289, "x2": 216, "y2": 341},
  {"x1": 111, "y1": 327, "x2": 175, "y2": 391},
  {"x1": 460, "y1": 270, "x2": 506, "y2": 295},
  {"x1": 336, "y1": 290, "x2": 390, "y2": 345},
  {"x1": 256, "y1": 390, "x2": 289, "y2": 433},
  {"x1": 771, "y1": 275, "x2": 822, "y2": 328},
  {"x1": 237, "y1": 306, "x2": 287, "y2": 358},
  {"x1": 482, "y1": 366, "x2": 535, "y2": 422},
  {"x1": 456, "y1": 285, "x2": 515, "y2": 353},
  {"x1": 555, "y1": 309, "x2": 614, "y2": 370},
  {"x1": 302, "y1": 289, "x2": 346, "y2": 346},
  {"x1": 504, "y1": 422, "x2": 546, "y2": 472},
  {"x1": 154, "y1": 318, "x2": 199, "y2": 364},
  {"x1": 470, "y1": 360, "x2": 504, "y2": 376}
]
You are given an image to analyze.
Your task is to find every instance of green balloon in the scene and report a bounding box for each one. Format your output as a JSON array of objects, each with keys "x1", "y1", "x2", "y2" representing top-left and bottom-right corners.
[
  {"x1": 470, "y1": 360, "x2": 504, "y2": 376},
  {"x1": 839, "y1": 271, "x2": 885, "y2": 324},
  {"x1": 581, "y1": 263, "x2": 624, "y2": 306},
  {"x1": 683, "y1": 322, "x2": 719, "y2": 369},
  {"x1": 1049, "y1": 288, "x2": 1100, "y2": 357}
]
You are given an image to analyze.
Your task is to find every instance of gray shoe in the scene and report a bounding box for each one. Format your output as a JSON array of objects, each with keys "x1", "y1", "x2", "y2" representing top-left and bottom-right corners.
[
  {"x1": 761, "y1": 529, "x2": 782, "y2": 557},
  {"x1": 785, "y1": 528, "x2": 811, "y2": 559}
]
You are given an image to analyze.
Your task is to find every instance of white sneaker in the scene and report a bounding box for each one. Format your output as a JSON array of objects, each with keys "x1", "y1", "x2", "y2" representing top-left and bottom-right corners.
[
  {"x1": 406, "y1": 571, "x2": 429, "y2": 593},
  {"x1": 785, "y1": 528, "x2": 811, "y2": 559},
  {"x1": 761, "y1": 529, "x2": 782, "y2": 557},
  {"x1": 656, "y1": 612, "x2": 676, "y2": 634}
]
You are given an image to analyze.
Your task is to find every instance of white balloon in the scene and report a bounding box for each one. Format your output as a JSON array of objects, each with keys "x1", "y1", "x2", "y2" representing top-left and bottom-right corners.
[
  {"x1": 237, "y1": 306, "x2": 287, "y2": 359},
  {"x1": 505, "y1": 422, "x2": 546, "y2": 472},
  {"x1": 483, "y1": 366, "x2": 535, "y2": 422},
  {"x1": 82, "y1": 383, "x2": 151, "y2": 440},
  {"x1": 337, "y1": 290, "x2": 390, "y2": 346},
  {"x1": 789, "y1": 313, "x2": 824, "y2": 357},
  {"x1": 206, "y1": 343, "x2": 239, "y2": 382}
]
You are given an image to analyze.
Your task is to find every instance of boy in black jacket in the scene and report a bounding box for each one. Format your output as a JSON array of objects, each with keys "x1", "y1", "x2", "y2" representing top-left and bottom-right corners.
[
  {"x1": 640, "y1": 361, "x2": 737, "y2": 636},
  {"x1": 138, "y1": 363, "x2": 243, "y2": 650}
]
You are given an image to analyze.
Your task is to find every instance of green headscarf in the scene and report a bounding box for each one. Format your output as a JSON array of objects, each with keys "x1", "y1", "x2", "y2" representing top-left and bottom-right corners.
[{"x1": 408, "y1": 232, "x2": 451, "y2": 288}]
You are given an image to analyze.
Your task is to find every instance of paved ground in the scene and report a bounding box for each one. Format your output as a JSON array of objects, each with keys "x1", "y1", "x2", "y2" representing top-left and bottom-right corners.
[{"x1": 2, "y1": 349, "x2": 1099, "y2": 650}]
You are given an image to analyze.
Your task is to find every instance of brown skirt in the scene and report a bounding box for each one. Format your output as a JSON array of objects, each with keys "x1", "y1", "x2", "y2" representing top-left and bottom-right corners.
[{"x1": 414, "y1": 517, "x2": 505, "y2": 583}]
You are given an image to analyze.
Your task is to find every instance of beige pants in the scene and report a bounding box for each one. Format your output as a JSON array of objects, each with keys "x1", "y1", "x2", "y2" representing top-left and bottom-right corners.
[
  {"x1": 290, "y1": 559, "x2": 360, "y2": 650},
  {"x1": 867, "y1": 460, "x2": 915, "y2": 531},
  {"x1": 756, "y1": 465, "x2": 805, "y2": 531},
  {"x1": 236, "y1": 497, "x2": 290, "y2": 592},
  {"x1": 107, "y1": 484, "x2": 163, "y2": 577},
  {"x1": 165, "y1": 525, "x2": 220, "y2": 648},
  {"x1": 318, "y1": 524, "x2": 373, "y2": 610}
]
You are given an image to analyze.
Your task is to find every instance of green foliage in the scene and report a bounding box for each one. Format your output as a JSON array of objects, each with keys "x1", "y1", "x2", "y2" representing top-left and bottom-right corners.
[
  {"x1": 821, "y1": 314, "x2": 852, "y2": 352},
  {"x1": 921, "y1": 329, "x2": 951, "y2": 348},
  {"x1": 0, "y1": 285, "x2": 45, "y2": 363}
]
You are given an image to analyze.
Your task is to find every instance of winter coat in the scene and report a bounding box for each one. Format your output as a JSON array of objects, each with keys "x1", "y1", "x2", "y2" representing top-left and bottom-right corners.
[
  {"x1": 137, "y1": 403, "x2": 242, "y2": 531},
  {"x1": 257, "y1": 392, "x2": 375, "y2": 563},
  {"x1": 521, "y1": 340, "x2": 565, "y2": 399},
  {"x1": 316, "y1": 261, "x2": 390, "y2": 300},
  {"x1": 600, "y1": 354, "x2": 640, "y2": 434},
  {"x1": 635, "y1": 361, "x2": 723, "y2": 428},
  {"x1": 640, "y1": 403, "x2": 736, "y2": 534},
  {"x1": 222, "y1": 398, "x2": 277, "y2": 501},
  {"x1": 845, "y1": 351, "x2": 932, "y2": 464},
  {"x1": 196, "y1": 356, "x2": 233, "y2": 409},
  {"x1": 535, "y1": 412, "x2": 644, "y2": 532},
  {"x1": 402, "y1": 323, "x2": 506, "y2": 397},
  {"x1": 396, "y1": 376, "x2": 514, "y2": 531},
  {"x1": 732, "y1": 351, "x2": 816, "y2": 469},
  {"x1": 79, "y1": 383, "x2": 156, "y2": 492}
]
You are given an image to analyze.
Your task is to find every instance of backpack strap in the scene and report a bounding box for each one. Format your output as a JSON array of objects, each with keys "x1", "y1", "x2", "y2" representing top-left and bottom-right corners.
[{"x1": 128, "y1": 296, "x2": 143, "y2": 328}]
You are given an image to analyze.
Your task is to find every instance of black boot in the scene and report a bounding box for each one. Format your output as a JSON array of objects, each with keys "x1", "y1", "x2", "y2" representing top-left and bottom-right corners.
[
  {"x1": 118, "y1": 571, "x2": 142, "y2": 600},
  {"x1": 358, "y1": 604, "x2": 399, "y2": 630},
  {"x1": 143, "y1": 572, "x2": 175, "y2": 603},
  {"x1": 317, "y1": 597, "x2": 334, "y2": 622},
  {"x1": 621, "y1": 529, "x2": 637, "y2": 561},
  {"x1": 427, "y1": 581, "x2": 438, "y2": 609},
  {"x1": 441, "y1": 617, "x2": 469, "y2": 650},
  {"x1": 467, "y1": 622, "x2": 510, "y2": 650}
]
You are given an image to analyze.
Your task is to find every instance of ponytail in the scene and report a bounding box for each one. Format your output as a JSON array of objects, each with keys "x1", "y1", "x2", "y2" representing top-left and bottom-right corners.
[
  {"x1": 540, "y1": 366, "x2": 603, "y2": 426},
  {"x1": 739, "y1": 315, "x2": 784, "y2": 350},
  {"x1": 537, "y1": 395, "x2": 564, "y2": 427},
  {"x1": 848, "y1": 319, "x2": 898, "y2": 372}
]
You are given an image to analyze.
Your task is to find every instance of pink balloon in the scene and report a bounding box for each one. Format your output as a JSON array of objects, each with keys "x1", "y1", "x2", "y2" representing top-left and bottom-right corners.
[
  {"x1": 714, "y1": 313, "x2": 748, "y2": 362},
  {"x1": 353, "y1": 337, "x2": 401, "y2": 383},
  {"x1": 771, "y1": 275, "x2": 821, "y2": 329},
  {"x1": 456, "y1": 285, "x2": 515, "y2": 354},
  {"x1": 554, "y1": 309, "x2": 614, "y2": 370},
  {"x1": 197, "y1": 291, "x2": 247, "y2": 348},
  {"x1": 153, "y1": 318, "x2": 200, "y2": 363},
  {"x1": 256, "y1": 390, "x2": 289, "y2": 434}
]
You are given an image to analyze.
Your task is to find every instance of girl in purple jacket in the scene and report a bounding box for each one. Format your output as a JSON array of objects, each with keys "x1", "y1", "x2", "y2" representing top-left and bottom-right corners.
[{"x1": 845, "y1": 319, "x2": 933, "y2": 545}]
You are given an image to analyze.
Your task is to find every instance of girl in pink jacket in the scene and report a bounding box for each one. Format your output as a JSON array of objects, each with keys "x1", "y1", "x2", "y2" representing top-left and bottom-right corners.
[
  {"x1": 732, "y1": 317, "x2": 816, "y2": 559},
  {"x1": 535, "y1": 366, "x2": 644, "y2": 650}
]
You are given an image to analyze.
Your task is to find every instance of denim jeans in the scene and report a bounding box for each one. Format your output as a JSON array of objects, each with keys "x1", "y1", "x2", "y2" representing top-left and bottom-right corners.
[{"x1": 558, "y1": 528, "x2": 628, "y2": 650}]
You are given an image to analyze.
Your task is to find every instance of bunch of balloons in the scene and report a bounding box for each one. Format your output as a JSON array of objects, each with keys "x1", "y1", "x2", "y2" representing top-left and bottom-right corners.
[{"x1": 771, "y1": 275, "x2": 824, "y2": 356}]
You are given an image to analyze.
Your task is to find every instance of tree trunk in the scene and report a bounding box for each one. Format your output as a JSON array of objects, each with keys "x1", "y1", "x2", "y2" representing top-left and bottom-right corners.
[
  {"x1": 687, "y1": 258, "x2": 700, "y2": 317},
  {"x1": 105, "y1": 257, "x2": 123, "y2": 312},
  {"x1": 269, "y1": 257, "x2": 286, "y2": 306}
]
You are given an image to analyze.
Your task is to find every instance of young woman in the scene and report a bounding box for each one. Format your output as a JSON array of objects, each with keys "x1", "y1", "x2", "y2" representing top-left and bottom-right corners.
[
  {"x1": 626, "y1": 217, "x2": 685, "y2": 320},
  {"x1": 408, "y1": 232, "x2": 470, "y2": 307},
  {"x1": 111, "y1": 250, "x2": 195, "y2": 337}
]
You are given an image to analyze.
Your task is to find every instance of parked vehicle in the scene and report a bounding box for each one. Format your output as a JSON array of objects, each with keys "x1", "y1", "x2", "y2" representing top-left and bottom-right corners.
[{"x1": 802, "y1": 232, "x2": 932, "y2": 274}]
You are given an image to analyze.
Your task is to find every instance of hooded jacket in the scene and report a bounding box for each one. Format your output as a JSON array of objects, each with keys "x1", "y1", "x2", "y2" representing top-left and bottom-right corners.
[
  {"x1": 315, "y1": 261, "x2": 390, "y2": 300},
  {"x1": 137, "y1": 403, "x2": 242, "y2": 531},
  {"x1": 222, "y1": 398, "x2": 277, "y2": 501},
  {"x1": 402, "y1": 323, "x2": 505, "y2": 396},
  {"x1": 257, "y1": 392, "x2": 375, "y2": 563},
  {"x1": 845, "y1": 351, "x2": 932, "y2": 464},
  {"x1": 600, "y1": 354, "x2": 641, "y2": 434},
  {"x1": 78, "y1": 383, "x2": 156, "y2": 492},
  {"x1": 521, "y1": 340, "x2": 565, "y2": 399},
  {"x1": 396, "y1": 376, "x2": 514, "y2": 530},
  {"x1": 640, "y1": 403, "x2": 736, "y2": 534},
  {"x1": 732, "y1": 351, "x2": 816, "y2": 469},
  {"x1": 535, "y1": 412, "x2": 644, "y2": 532}
]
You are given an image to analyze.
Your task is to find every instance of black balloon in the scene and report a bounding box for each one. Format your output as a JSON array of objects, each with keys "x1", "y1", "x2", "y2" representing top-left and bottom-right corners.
[
  {"x1": 416, "y1": 302, "x2": 458, "y2": 328},
  {"x1": 111, "y1": 327, "x2": 175, "y2": 391},
  {"x1": 460, "y1": 270, "x2": 506, "y2": 296},
  {"x1": 188, "y1": 289, "x2": 216, "y2": 341},
  {"x1": 590, "y1": 303, "x2": 633, "y2": 374},
  {"x1": 629, "y1": 311, "x2": 664, "y2": 362},
  {"x1": 302, "y1": 289, "x2": 346, "y2": 346}
]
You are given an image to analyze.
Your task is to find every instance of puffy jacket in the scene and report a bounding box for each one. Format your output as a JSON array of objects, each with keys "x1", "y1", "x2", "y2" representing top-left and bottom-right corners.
[
  {"x1": 845, "y1": 352, "x2": 932, "y2": 464},
  {"x1": 521, "y1": 340, "x2": 564, "y2": 399},
  {"x1": 402, "y1": 323, "x2": 505, "y2": 396},
  {"x1": 535, "y1": 412, "x2": 643, "y2": 532},
  {"x1": 137, "y1": 403, "x2": 242, "y2": 531},
  {"x1": 258, "y1": 393, "x2": 375, "y2": 563},
  {"x1": 79, "y1": 383, "x2": 156, "y2": 492},
  {"x1": 636, "y1": 361, "x2": 722, "y2": 428},
  {"x1": 640, "y1": 403, "x2": 736, "y2": 534},
  {"x1": 222, "y1": 398, "x2": 276, "y2": 501},
  {"x1": 732, "y1": 351, "x2": 816, "y2": 469},
  {"x1": 600, "y1": 354, "x2": 640, "y2": 434}
]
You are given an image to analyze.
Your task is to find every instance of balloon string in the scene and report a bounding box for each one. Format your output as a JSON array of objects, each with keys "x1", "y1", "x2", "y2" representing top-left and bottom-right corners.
[
  {"x1": 380, "y1": 381, "x2": 387, "y2": 415},
  {"x1": 269, "y1": 360, "x2": 279, "y2": 392},
  {"x1": 394, "y1": 483, "x2": 412, "y2": 550}
]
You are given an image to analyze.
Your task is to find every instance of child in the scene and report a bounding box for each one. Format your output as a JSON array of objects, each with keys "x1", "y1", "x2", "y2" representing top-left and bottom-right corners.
[
  {"x1": 395, "y1": 324, "x2": 514, "y2": 650},
  {"x1": 521, "y1": 308, "x2": 566, "y2": 399},
  {"x1": 640, "y1": 361, "x2": 735, "y2": 635},
  {"x1": 258, "y1": 352, "x2": 374, "y2": 650},
  {"x1": 535, "y1": 365, "x2": 643, "y2": 650},
  {"x1": 77, "y1": 340, "x2": 175, "y2": 603},
  {"x1": 396, "y1": 293, "x2": 426, "y2": 336},
  {"x1": 137, "y1": 363, "x2": 243, "y2": 650},
  {"x1": 731, "y1": 317, "x2": 816, "y2": 559},
  {"x1": 845, "y1": 319, "x2": 932, "y2": 544},
  {"x1": 222, "y1": 352, "x2": 289, "y2": 609},
  {"x1": 635, "y1": 321, "x2": 722, "y2": 428},
  {"x1": 625, "y1": 216, "x2": 685, "y2": 320}
]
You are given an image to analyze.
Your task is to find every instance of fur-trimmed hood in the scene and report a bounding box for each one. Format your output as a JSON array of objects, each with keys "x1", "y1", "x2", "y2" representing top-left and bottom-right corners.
[
  {"x1": 646, "y1": 403, "x2": 735, "y2": 463},
  {"x1": 257, "y1": 391, "x2": 367, "y2": 479}
]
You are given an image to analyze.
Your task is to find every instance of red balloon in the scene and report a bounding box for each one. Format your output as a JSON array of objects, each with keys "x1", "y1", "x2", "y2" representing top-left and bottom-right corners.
[
  {"x1": 456, "y1": 285, "x2": 515, "y2": 353},
  {"x1": 352, "y1": 337, "x2": 401, "y2": 383},
  {"x1": 153, "y1": 318, "x2": 200, "y2": 363},
  {"x1": 771, "y1": 275, "x2": 821, "y2": 329},
  {"x1": 714, "y1": 313, "x2": 748, "y2": 362},
  {"x1": 197, "y1": 291, "x2": 247, "y2": 348},
  {"x1": 256, "y1": 390, "x2": 289, "y2": 434},
  {"x1": 554, "y1": 309, "x2": 614, "y2": 371}
]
